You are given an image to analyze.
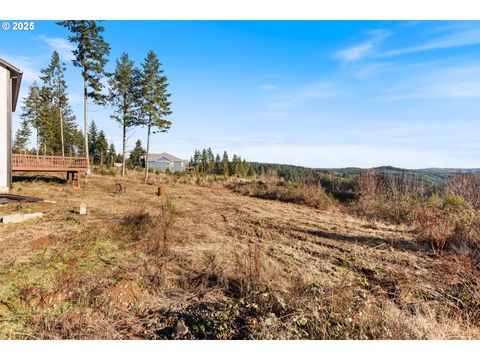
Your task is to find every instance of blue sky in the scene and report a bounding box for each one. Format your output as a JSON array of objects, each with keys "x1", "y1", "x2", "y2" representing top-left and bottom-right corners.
[{"x1": 1, "y1": 20, "x2": 480, "y2": 168}]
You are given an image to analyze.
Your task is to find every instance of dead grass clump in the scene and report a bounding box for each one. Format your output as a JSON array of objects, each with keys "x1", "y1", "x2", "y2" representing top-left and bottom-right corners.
[
  {"x1": 226, "y1": 181, "x2": 334, "y2": 210},
  {"x1": 156, "y1": 197, "x2": 177, "y2": 254},
  {"x1": 416, "y1": 204, "x2": 480, "y2": 260},
  {"x1": 27, "y1": 305, "x2": 146, "y2": 340},
  {"x1": 121, "y1": 210, "x2": 154, "y2": 242},
  {"x1": 350, "y1": 170, "x2": 427, "y2": 224},
  {"x1": 231, "y1": 244, "x2": 265, "y2": 296}
]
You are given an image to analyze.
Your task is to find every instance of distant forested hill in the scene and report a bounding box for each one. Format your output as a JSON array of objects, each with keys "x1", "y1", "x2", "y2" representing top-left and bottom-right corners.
[{"x1": 250, "y1": 162, "x2": 480, "y2": 191}]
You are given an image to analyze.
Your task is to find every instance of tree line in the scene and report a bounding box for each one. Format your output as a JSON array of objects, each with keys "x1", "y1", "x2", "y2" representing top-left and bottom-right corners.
[
  {"x1": 190, "y1": 148, "x2": 255, "y2": 177},
  {"x1": 13, "y1": 20, "x2": 172, "y2": 183}
]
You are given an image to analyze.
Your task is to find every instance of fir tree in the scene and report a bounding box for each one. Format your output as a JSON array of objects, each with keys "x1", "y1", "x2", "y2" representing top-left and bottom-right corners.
[
  {"x1": 128, "y1": 139, "x2": 146, "y2": 168},
  {"x1": 88, "y1": 120, "x2": 99, "y2": 164},
  {"x1": 201, "y1": 149, "x2": 208, "y2": 174},
  {"x1": 207, "y1": 148, "x2": 215, "y2": 174},
  {"x1": 97, "y1": 130, "x2": 108, "y2": 165},
  {"x1": 108, "y1": 52, "x2": 139, "y2": 176},
  {"x1": 230, "y1": 154, "x2": 239, "y2": 176},
  {"x1": 107, "y1": 143, "x2": 116, "y2": 167},
  {"x1": 40, "y1": 50, "x2": 78, "y2": 157},
  {"x1": 214, "y1": 154, "x2": 221, "y2": 174},
  {"x1": 138, "y1": 51, "x2": 172, "y2": 182},
  {"x1": 58, "y1": 20, "x2": 111, "y2": 174},
  {"x1": 222, "y1": 151, "x2": 229, "y2": 176},
  {"x1": 193, "y1": 150, "x2": 201, "y2": 172},
  {"x1": 20, "y1": 82, "x2": 42, "y2": 156},
  {"x1": 13, "y1": 118, "x2": 32, "y2": 153}
]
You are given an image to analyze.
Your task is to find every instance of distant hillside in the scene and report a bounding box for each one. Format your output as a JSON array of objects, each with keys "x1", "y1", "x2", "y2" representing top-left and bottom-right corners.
[{"x1": 250, "y1": 162, "x2": 480, "y2": 190}]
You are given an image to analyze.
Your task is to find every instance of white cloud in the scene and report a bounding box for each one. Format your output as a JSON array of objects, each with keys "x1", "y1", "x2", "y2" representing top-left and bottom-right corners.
[
  {"x1": 385, "y1": 64, "x2": 480, "y2": 100},
  {"x1": 352, "y1": 62, "x2": 393, "y2": 79},
  {"x1": 38, "y1": 35, "x2": 75, "y2": 61},
  {"x1": 380, "y1": 28, "x2": 480, "y2": 58},
  {"x1": 335, "y1": 29, "x2": 391, "y2": 62},
  {"x1": 0, "y1": 54, "x2": 40, "y2": 83}
]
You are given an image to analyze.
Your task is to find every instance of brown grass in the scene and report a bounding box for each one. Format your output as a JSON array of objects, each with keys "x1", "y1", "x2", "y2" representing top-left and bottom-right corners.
[
  {"x1": 0, "y1": 170, "x2": 479, "y2": 339},
  {"x1": 226, "y1": 180, "x2": 335, "y2": 210}
]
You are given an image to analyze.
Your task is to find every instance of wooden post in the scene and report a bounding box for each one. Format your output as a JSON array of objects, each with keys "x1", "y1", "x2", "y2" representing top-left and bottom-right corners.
[{"x1": 158, "y1": 185, "x2": 165, "y2": 196}]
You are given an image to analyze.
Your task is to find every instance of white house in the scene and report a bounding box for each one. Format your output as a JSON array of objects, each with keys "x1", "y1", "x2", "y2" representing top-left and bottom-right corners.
[
  {"x1": 145, "y1": 152, "x2": 189, "y2": 172},
  {"x1": 0, "y1": 59, "x2": 22, "y2": 193}
]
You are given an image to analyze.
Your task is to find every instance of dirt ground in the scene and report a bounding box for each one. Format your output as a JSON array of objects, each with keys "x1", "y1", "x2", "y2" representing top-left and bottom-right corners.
[{"x1": 0, "y1": 172, "x2": 479, "y2": 339}]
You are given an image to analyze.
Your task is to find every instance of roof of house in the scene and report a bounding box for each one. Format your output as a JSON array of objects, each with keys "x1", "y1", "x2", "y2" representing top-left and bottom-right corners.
[
  {"x1": 0, "y1": 58, "x2": 23, "y2": 112},
  {"x1": 148, "y1": 152, "x2": 187, "y2": 162}
]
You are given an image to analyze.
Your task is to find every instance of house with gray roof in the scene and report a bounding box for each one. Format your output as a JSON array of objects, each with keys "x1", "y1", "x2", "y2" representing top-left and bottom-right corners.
[{"x1": 144, "y1": 152, "x2": 189, "y2": 172}]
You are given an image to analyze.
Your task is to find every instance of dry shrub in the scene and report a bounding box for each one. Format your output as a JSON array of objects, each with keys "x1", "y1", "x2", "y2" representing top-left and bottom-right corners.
[
  {"x1": 355, "y1": 170, "x2": 426, "y2": 202},
  {"x1": 231, "y1": 244, "x2": 265, "y2": 296},
  {"x1": 350, "y1": 170, "x2": 426, "y2": 224},
  {"x1": 226, "y1": 181, "x2": 334, "y2": 210},
  {"x1": 155, "y1": 197, "x2": 177, "y2": 254},
  {"x1": 416, "y1": 205, "x2": 480, "y2": 259},
  {"x1": 123, "y1": 198, "x2": 177, "y2": 255},
  {"x1": 443, "y1": 173, "x2": 480, "y2": 210}
]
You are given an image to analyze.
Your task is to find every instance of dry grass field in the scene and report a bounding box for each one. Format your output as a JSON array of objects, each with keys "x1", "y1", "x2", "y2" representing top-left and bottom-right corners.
[{"x1": 0, "y1": 172, "x2": 479, "y2": 339}]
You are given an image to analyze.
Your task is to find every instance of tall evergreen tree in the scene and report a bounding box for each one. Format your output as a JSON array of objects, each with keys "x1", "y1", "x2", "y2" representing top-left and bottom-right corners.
[
  {"x1": 97, "y1": 130, "x2": 108, "y2": 165},
  {"x1": 20, "y1": 82, "x2": 42, "y2": 156},
  {"x1": 138, "y1": 51, "x2": 172, "y2": 182},
  {"x1": 201, "y1": 149, "x2": 208, "y2": 173},
  {"x1": 39, "y1": 51, "x2": 78, "y2": 157},
  {"x1": 107, "y1": 142, "x2": 116, "y2": 167},
  {"x1": 88, "y1": 120, "x2": 99, "y2": 164},
  {"x1": 230, "y1": 154, "x2": 240, "y2": 176},
  {"x1": 214, "y1": 153, "x2": 221, "y2": 174},
  {"x1": 108, "y1": 52, "x2": 139, "y2": 176},
  {"x1": 13, "y1": 118, "x2": 32, "y2": 153},
  {"x1": 38, "y1": 86, "x2": 56, "y2": 155},
  {"x1": 206, "y1": 148, "x2": 215, "y2": 174},
  {"x1": 222, "y1": 151, "x2": 229, "y2": 176},
  {"x1": 58, "y1": 20, "x2": 111, "y2": 175},
  {"x1": 193, "y1": 150, "x2": 201, "y2": 172}
]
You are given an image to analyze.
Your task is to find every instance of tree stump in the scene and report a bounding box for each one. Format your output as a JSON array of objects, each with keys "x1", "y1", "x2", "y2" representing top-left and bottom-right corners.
[{"x1": 158, "y1": 185, "x2": 166, "y2": 196}]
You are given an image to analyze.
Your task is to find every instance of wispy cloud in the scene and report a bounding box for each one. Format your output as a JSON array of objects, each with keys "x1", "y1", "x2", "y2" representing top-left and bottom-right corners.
[
  {"x1": 352, "y1": 62, "x2": 393, "y2": 79},
  {"x1": 380, "y1": 28, "x2": 480, "y2": 58},
  {"x1": 0, "y1": 54, "x2": 40, "y2": 83},
  {"x1": 385, "y1": 64, "x2": 480, "y2": 101},
  {"x1": 38, "y1": 35, "x2": 75, "y2": 61},
  {"x1": 335, "y1": 29, "x2": 391, "y2": 62}
]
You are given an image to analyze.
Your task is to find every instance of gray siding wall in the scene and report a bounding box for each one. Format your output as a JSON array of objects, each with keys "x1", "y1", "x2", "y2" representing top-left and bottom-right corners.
[
  {"x1": 173, "y1": 161, "x2": 186, "y2": 172},
  {"x1": 148, "y1": 159, "x2": 186, "y2": 172},
  {"x1": 148, "y1": 160, "x2": 173, "y2": 171},
  {"x1": 0, "y1": 67, "x2": 10, "y2": 192}
]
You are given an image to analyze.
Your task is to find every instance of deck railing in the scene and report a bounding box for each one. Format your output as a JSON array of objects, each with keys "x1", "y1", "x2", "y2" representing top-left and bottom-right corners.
[{"x1": 12, "y1": 154, "x2": 88, "y2": 170}]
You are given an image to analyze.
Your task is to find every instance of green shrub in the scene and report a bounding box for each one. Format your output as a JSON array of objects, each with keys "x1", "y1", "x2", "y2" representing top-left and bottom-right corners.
[{"x1": 442, "y1": 195, "x2": 469, "y2": 211}]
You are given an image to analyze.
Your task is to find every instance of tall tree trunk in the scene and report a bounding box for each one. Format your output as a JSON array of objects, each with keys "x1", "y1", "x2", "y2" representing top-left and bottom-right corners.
[
  {"x1": 121, "y1": 120, "x2": 126, "y2": 177},
  {"x1": 59, "y1": 107, "x2": 65, "y2": 158},
  {"x1": 144, "y1": 124, "x2": 151, "y2": 183},
  {"x1": 83, "y1": 77, "x2": 90, "y2": 179},
  {"x1": 36, "y1": 128, "x2": 39, "y2": 158}
]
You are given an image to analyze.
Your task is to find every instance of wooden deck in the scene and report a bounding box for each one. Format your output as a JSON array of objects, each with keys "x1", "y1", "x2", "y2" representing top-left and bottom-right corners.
[{"x1": 12, "y1": 154, "x2": 88, "y2": 186}]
